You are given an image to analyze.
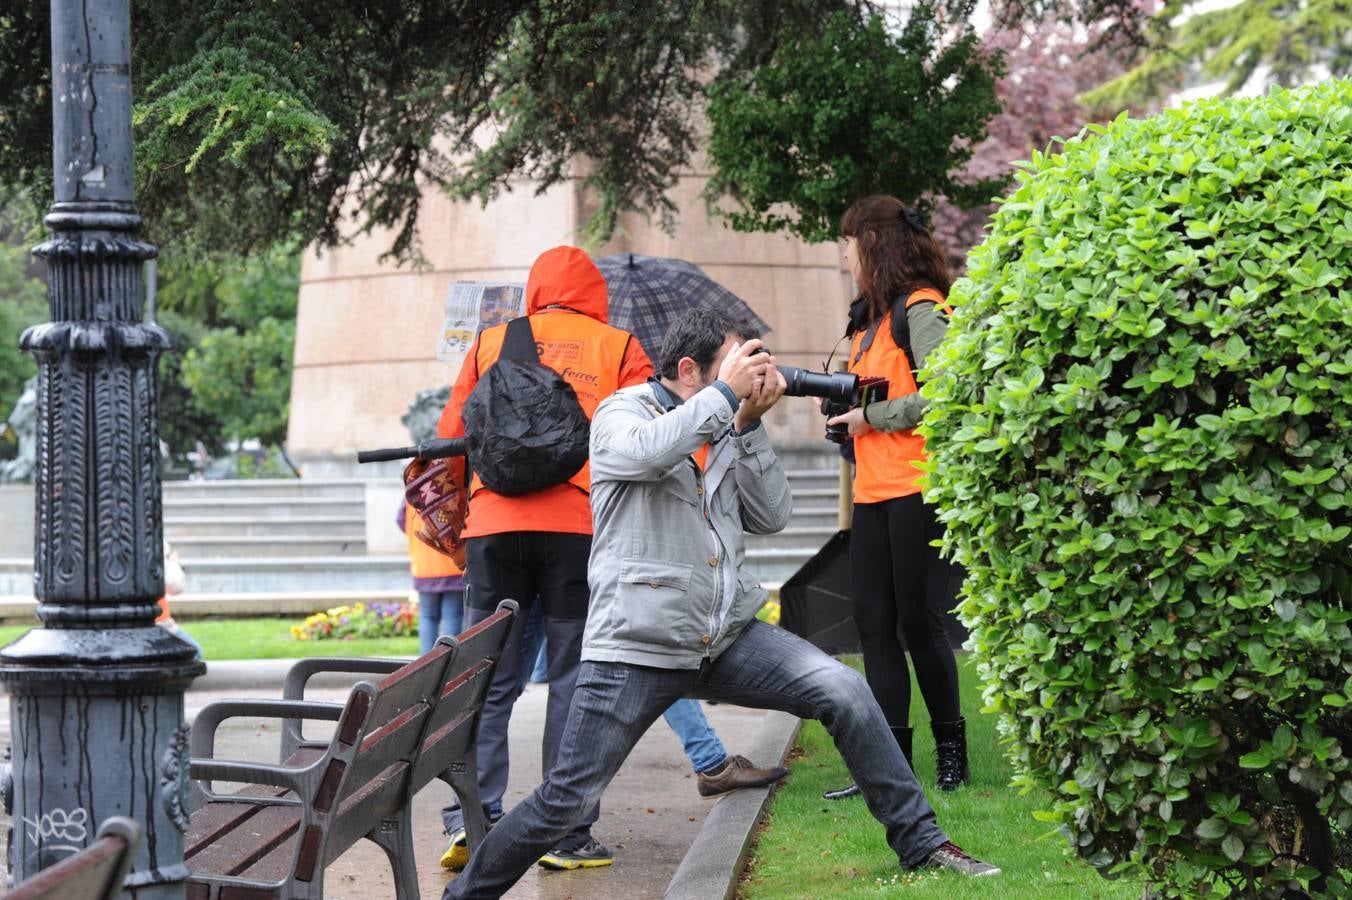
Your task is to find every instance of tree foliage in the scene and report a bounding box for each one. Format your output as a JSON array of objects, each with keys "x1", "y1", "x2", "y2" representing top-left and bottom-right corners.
[
  {"x1": 167, "y1": 245, "x2": 300, "y2": 449},
  {"x1": 704, "y1": 4, "x2": 1002, "y2": 243},
  {"x1": 929, "y1": 20, "x2": 1138, "y2": 272},
  {"x1": 154, "y1": 307, "x2": 227, "y2": 464},
  {"x1": 0, "y1": 242, "x2": 45, "y2": 432},
  {"x1": 1082, "y1": 1, "x2": 1352, "y2": 108},
  {"x1": 0, "y1": 1, "x2": 897, "y2": 261},
  {"x1": 923, "y1": 81, "x2": 1352, "y2": 897}
]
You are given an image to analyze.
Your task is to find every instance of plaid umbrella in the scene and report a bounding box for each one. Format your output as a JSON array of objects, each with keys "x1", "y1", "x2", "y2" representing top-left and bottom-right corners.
[{"x1": 594, "y1": 253, "x2": 772, "y2": 362}]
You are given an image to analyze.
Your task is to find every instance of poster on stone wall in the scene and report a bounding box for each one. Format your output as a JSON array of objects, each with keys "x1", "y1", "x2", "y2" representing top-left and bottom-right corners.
[{"x1": 436, "y1": 281, "x2": 527, "y2": 362}]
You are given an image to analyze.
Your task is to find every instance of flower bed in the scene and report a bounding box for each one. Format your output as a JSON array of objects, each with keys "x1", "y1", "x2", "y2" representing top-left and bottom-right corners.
[{"x1": 291, "y1": 600, "x2": 418, "y2": 641}]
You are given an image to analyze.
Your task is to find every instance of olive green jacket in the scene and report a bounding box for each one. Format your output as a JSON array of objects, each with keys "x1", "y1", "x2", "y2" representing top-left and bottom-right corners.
[{"x1": 861, "y1": 299, "x2": 950, "y2": 432}]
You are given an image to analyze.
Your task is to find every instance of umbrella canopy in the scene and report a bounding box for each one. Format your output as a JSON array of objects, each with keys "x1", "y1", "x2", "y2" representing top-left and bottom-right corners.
[
  {"x1": 780, "y1": 529, "x2": 969, "y2": 654},
  {"x1": 594, "y1": 253, "x2": 772, "y2": 362}
]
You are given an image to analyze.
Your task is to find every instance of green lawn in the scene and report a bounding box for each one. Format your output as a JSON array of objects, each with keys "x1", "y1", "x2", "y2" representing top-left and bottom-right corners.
[
  {"x1": 0, "y1": 619, "x2": 419, "y2": 661},
  {"x1": 740, "y1": 655, "x2": 1145, "y2": 899}
]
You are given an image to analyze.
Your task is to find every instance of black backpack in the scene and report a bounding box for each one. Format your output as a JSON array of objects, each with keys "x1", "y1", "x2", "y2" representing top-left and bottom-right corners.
[{"x1": 462, "y1": 315, "x2": 592, "y2": 496}]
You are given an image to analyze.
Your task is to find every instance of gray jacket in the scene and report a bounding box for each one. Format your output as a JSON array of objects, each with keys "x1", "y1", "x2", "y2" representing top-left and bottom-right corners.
[{"x1": 582, "y1": 380, "x2": 793, "y2": 668}]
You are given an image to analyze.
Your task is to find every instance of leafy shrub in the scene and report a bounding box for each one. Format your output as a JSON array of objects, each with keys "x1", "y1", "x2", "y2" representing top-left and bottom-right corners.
[
  {"x1": 291, "y1": 601, "x2": 417, "y2": 641},
  {"x1": 922, "y1": 81, "x2": 1352, "y2": 897}
]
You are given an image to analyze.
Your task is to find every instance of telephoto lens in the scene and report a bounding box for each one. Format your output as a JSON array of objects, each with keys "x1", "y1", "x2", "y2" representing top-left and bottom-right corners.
[
  {"x1": 774, "y1": 364, "x2": 888, "y2": 443},
  {"x1": 777, "y1": 365, "x2": 860, "y2": 406}
]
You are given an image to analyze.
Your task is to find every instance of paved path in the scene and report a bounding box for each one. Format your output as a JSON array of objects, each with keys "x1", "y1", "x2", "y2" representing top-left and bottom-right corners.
[{"x1": 0, "y1": 677, "x2": 774, "y2": 899}]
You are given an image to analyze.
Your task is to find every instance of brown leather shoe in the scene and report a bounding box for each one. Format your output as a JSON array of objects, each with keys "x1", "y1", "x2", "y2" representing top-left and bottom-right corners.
[{"x1": 697, "y1": 754, "x2": 789, "y2": 797}]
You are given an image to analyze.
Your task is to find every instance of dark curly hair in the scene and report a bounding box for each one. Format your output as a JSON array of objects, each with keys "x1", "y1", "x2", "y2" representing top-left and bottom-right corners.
[{"x1": 841, "y1": 195, "x2": 953, "y2": 324}]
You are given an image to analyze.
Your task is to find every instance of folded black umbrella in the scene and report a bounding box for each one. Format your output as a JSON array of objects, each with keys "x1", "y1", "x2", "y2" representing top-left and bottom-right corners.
[
  {"x1": 780, "y1": 529, "x2": 969, "y2": 654},
  {"x1": 594, "y1": 253, "x2": 772, "y2": 361}
]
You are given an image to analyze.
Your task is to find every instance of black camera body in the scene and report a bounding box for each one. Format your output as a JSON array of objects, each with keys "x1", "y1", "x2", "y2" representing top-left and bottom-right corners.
[{"x1": 778, "y1": 365, "x2": 889, "y2": 444}]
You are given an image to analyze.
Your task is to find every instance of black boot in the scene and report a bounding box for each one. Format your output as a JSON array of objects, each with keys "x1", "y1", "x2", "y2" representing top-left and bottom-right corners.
[
  {"x1": 823, "y1": 725, "x2": 913, "y2": 800},
  {"x1": 892, "y1": 725, "x2": 913, "y2": 764},
  {"x1": 933, "y1": 718, "x2": 970, "y2": 791}
]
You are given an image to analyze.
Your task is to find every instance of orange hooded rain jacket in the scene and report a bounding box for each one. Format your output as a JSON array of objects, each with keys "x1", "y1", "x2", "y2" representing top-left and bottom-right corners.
[{"x1": 436, "y1": 246, "x2": 653, "y2": 537}]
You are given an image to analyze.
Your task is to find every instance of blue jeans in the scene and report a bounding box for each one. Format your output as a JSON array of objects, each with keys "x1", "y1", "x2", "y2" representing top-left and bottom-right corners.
[
  {"x1": 531, "y1": 635, "x2": 549, "y2": 683},
  {"x1": 442, "y1": 620, "x2": 947, "y2": 898},
  {"x1": 517, "y1": 601, "x2": 545, "y2": 693},
  {"x1": 662, "y1": 699, "x2": 727, "y2": 774},
  {"x1": 419, "y1": 589, "x2": 464, "y2": 655}
]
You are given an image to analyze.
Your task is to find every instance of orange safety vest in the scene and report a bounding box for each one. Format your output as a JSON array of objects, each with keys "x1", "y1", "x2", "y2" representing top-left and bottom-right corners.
[
  {"x1": 436, "y1": 246, "x2": 654, "y2": 538},
  {"x1": 848, "y1": 287, "x2": 947, "y2": 504},
  {"x1": 468, "y1": 310, "x2": 635, "y2": 499},
  {"x1": 406, "y1": 504, "x2": 463, "y2": 578}
]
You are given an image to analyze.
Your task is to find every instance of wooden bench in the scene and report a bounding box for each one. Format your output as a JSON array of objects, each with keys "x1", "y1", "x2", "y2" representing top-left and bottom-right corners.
[
  {"x1": 183, "y1": 599, "x2": 516, "y2": 900},
  {"x1": 6, "y1": 817, "x2": 140, "y2": 900}
]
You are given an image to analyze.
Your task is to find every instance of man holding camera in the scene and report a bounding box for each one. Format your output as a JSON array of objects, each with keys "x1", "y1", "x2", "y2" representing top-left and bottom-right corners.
[{"x1": 442, "y1": 307, "x2": 997, "y2": 899}]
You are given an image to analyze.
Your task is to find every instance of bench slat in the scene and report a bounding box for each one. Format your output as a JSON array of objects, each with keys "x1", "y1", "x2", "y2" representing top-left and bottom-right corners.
[
  {"x1": 5, "y1": 835, "x2": 126, "y2": 900},
  {"x1": 343, "y1": 702, "x2": 428, "y2": 794},
  {"x1": 188, "y1": 805, "x2": 300, "y2": 877}
]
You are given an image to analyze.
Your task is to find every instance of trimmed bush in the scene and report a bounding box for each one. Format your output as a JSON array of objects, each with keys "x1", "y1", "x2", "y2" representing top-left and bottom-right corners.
[{"x1": 922, "y1": 81, "x2": 1352, "y2": 897}]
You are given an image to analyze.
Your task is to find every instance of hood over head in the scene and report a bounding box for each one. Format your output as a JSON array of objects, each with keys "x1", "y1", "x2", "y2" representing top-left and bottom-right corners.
[{"x1": 525, "y1": 246, "x2": 608, "y2": 323}]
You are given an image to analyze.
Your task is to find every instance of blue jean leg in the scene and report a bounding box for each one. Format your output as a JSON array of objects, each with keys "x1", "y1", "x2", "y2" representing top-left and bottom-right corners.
[
  {"x1": 517, "y1": 601, "x2": 544, "y2": 693},
  {"x1": 442, "y1": 660, "x2": 688, "y2": 899},
  {"x1": 419, "y1": 589, "x2": 464, "y2": 655},
  {"x1": 530, "y1": 634, "x2": 549, "y2": 683},
  {"x1": 662, "y1": 698, "x2": 728, "y2": 774},
  {"x1": 442, "y1": 622, "x2": 949, "y2": 898},
  {"x1": 691, "y1": 620, "x2": 947, "y2": 868}
]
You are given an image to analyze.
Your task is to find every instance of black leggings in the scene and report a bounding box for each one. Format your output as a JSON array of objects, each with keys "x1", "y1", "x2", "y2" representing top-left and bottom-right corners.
[{"x1": 849, "y1": 493, "x2": 962, "y2": 727}]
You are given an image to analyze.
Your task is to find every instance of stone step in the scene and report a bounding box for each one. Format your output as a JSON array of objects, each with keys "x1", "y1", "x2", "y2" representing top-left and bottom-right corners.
[
  {"x1": 784, "y1": 467, "x2": 845, "y2": 482},
  {"x1": 164, "y1": 478, "x2": 365, "y2": 501},
  {"x1": 789, "y1": 487, "x2": 844, "y2": 501},
  {"x1": 0, "y1": 589, "x2": 415, "y2": 623},
  {"x1": 790, "y1": 504, "x2": 846, "y2": 526},
  {"x1": 170, "y1": 535, "x2": 369, "y2": 558},
  {"x1": 174, "y1": 556, "x2": 411, "y2": 594},
  {"x1": 164, "y1": 516, "x2": 367, "y2": 538},
  {"x1": 743, "y1": 547, "x2": 821, "y2": 585},
  {"x1": 0, "y1": 553, "x2": 807, "y2": 611},
  {"x1": 0, "y1": 561, "x2": 31, "y2": 597},
  {"x1": 744, "y1": 527, "x2": 838, "y2": 552},
  {"x1": 162, "y1": 497, "x2": 366, "y2": 519}
]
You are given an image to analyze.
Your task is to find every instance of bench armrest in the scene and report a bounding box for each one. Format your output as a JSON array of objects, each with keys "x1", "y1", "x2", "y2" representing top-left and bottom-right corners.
[
  {"x1": 282, "y1": 657, "x2": 412, "y2": 701},
  {"x1": 189, "y1": 758, "x2": 310, "y2": 794},
  {"x1": 191, "y1": 699, "x2": 346, "y2": 761}
]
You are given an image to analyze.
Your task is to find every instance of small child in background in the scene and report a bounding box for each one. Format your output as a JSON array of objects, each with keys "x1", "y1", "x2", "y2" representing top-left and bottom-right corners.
[
  {"x1": 398, "y1": 502, "x2": 465, "y2": 652},
  {"x1": 158, "y1": 540, "x2": 200, "y2": 654}
]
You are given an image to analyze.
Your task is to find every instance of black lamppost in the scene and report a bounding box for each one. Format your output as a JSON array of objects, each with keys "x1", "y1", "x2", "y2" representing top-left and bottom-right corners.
[{"x1": 0, "y1": 2, "x2": 204, "y2": 896}]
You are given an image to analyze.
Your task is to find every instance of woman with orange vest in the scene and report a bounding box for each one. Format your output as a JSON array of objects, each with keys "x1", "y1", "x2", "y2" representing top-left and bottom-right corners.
[
  {"x1": 822, "y1": 195, "x2": 970, "y2": 799},
  {"x1": 397, "y1": 502, "x2": 465, "y2": 653}
]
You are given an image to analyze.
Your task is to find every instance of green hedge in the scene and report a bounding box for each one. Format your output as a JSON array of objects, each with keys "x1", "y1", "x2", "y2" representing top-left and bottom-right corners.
[{"x1": 922, "y1": 81, "x2": 1352, "y2": 897}]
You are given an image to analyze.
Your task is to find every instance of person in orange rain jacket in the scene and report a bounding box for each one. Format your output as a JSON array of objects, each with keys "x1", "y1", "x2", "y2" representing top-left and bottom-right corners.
[
  {"x1": 396, "y1": 501, "x2": 464, "y2": 653},
  {"x1": 434, "y1": 246, "x2": 651, "y2": 872}
]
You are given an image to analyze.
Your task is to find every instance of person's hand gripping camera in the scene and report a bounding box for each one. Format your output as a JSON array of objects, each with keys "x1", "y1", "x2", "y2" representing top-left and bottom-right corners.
[
  {"x1": 718, "y1": 340, "x2": 787, "y2": 432},
  {"x1": 825, "y1": 405, "x2": 871, "y2": 438}
]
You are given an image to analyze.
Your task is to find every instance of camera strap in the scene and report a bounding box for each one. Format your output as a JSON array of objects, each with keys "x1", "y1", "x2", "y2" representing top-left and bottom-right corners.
[{"x1": 853, "y1": 318, "x2": 884, "y2": 366}]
